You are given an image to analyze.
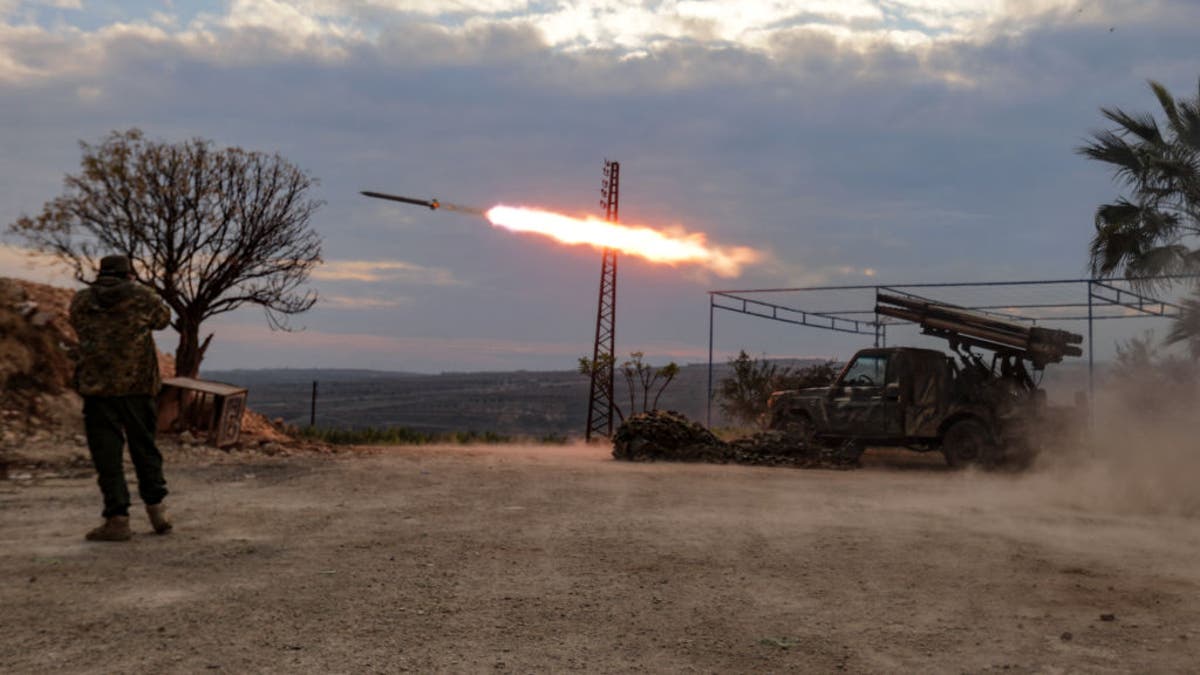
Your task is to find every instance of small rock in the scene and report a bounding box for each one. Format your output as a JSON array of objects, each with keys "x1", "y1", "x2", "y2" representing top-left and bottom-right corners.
[
  {"x1": 73, "y1": 434, "x2": 87, "y2": 446},
  {"x1": 1100, "y1": 613, "x2": 1116, "y2": 622},
  {"x1": 30, "y1": 311, "x2": 55, "y2": 327},
  {"x1": 179, "y1": 431, "x2": 197, "y2": 445},
  {"x1": 261, "y1": 442, "x2": 281, "y2": 454},
  {"x1": 1060, "y1": 632, "x2": 1073, "y2": 642},
  {"x1": 15, "y1": 300, "x2": 38, "y2": 317}
]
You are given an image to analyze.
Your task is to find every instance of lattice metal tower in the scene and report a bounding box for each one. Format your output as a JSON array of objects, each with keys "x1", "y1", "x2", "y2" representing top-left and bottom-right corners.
[{"x1": 585, "y1": 160, "x2": 619, "y2": 441}]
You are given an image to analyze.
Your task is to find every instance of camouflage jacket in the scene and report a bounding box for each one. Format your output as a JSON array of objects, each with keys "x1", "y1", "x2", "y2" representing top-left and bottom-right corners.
[{"x1": 69, "y1": 278, "x2": 171, "y2": 397}]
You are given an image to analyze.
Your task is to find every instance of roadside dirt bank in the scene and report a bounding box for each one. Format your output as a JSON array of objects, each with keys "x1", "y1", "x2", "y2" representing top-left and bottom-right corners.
[{"x1": 1, "y1": 444, "x2": 1197, "y2": 673}]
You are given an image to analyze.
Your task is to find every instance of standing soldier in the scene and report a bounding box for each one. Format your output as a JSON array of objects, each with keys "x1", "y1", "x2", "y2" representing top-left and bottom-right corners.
[{"x1": 69, "y1": 255, "x2": 173, "y2": 541}]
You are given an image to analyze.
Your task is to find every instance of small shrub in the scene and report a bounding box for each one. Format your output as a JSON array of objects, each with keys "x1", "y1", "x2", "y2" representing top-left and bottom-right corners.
[{"x1": 718, "y1": 351, "x2": 840, "y2": 429}]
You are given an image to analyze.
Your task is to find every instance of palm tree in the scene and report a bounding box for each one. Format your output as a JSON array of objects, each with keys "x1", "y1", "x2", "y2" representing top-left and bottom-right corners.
[
  {"x1": 1079, "y1": 78, "x2": 1200, "y2": 357},
  {"x1": 1079, "y1": 79, "x2": 1200, "y2": 281},
  {"x1": 1167, "y1": 291, "x2": 1200, "y2": 360}
]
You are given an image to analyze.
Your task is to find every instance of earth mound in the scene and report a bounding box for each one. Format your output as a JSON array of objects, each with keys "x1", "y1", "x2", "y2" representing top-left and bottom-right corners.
[
  {"x1": 0, "y1": 277, "x2": 81, "y2": 443},
  {"x1": 612, "y1": 410, "x2": 858, "y2": 469}
]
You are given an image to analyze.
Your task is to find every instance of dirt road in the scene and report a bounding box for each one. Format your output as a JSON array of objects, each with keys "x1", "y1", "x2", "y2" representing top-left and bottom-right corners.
[{"x1": 2, "y1": 444, "x2": 1198, "y2": 673}]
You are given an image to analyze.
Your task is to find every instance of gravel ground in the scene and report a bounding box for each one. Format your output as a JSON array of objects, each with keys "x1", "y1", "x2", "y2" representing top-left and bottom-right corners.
[{"x1": 1, "y1": 443, "x2": 1198, "y2": 673}]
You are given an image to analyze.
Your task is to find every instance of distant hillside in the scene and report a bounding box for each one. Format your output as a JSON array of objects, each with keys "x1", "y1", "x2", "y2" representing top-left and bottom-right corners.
[{"x1": 203, "y1": 362, "x2": 775, "y2": 437}]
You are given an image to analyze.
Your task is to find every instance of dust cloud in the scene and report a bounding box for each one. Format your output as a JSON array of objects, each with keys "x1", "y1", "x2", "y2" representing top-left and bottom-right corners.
[{"x1": 1021, "y1": 374, "x2": 1200, "y2": 518}]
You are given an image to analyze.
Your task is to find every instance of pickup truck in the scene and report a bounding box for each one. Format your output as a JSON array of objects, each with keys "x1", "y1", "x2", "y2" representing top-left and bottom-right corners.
[{"x1": 766, "y1": 346, "x2": 1049, "y2": 467}]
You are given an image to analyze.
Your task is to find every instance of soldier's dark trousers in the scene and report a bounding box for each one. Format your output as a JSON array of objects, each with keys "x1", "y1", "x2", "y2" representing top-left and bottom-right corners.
[{"x1": 83, "y1": 395, "x2": 168, "y2": 518}]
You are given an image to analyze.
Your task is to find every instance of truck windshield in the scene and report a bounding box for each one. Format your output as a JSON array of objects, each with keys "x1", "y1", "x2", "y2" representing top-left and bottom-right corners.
[{"x1": 840, "y1": 354, "x2": 886, "y2": 387}]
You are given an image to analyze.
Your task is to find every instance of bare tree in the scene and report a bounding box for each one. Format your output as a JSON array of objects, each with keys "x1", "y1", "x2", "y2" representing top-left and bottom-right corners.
[
  {"x1": 9, "y1": 129, "x2": 323, "y2": 377},
  {"x1": 619, "y1": 351, "x2": 679, "y2": 414},
  {"x1": 579, "y1": 351, "x2": 680, "y2": 421}
]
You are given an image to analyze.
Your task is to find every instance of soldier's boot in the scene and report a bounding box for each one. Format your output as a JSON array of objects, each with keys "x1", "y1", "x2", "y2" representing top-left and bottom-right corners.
[
  {"x1": 146, "y1": 503, "x2": 172, "y2": 535},
  {"x1": 85, "y1": 516, "x2": 132, "y2": 542}
]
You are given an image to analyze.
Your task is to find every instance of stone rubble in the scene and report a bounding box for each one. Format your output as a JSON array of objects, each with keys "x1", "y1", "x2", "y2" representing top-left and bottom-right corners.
[{"x1": 612, "y1": 410, "x2": 858, "y2": 470}]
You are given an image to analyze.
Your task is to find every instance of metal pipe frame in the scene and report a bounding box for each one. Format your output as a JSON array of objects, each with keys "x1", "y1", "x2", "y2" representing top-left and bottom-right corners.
[
  {"x1": 710, "y1": 292, "x2": 881, "y2": 336},
  {"x1": 704, "y1": 275, "x2": 1197, "y2": 425}
]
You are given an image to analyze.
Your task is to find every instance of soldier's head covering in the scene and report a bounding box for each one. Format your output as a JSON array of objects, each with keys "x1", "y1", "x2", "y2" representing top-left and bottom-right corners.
[{"x1": 98, "y1": 255, "x2": 132, "y2": 278}]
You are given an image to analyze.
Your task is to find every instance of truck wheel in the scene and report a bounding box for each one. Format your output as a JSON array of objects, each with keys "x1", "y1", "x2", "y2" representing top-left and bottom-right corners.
[{"x1": 942, "y1": 419, "x2": 996, "y2": 469}]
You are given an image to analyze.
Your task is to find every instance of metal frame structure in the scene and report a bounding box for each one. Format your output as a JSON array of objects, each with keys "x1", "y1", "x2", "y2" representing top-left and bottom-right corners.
[
  {"x1": 706, "y1": 277, "x2": 1193, "y2": 425},
  {"x1": 585, "y1": 160, "x2": 620, "y2": 441}
]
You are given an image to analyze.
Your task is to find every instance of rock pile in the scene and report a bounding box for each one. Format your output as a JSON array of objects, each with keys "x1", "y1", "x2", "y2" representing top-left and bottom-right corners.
[
  {"x1": 612, "y1": 410, "x2": 858, "y2": 469},
  {"x1": 0, "y1": 278, "x2": 79, "y2": 442},
  {"x1": 612, "y1": 410, "x2": 725, "y2": 462}
]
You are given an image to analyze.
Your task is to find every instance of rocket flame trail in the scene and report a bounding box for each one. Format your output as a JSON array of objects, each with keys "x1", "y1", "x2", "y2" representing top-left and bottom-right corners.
[
  {"x1": 485, "y1": 205, "x2": 761, "y2": 278},
  {"x1": 360, "y1": 190, "x2": 763, "y2": 277}
]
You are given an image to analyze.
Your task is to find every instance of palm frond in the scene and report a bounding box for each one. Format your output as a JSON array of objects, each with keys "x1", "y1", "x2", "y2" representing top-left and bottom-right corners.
[
  {"x1": 1137, "y1": 205, "x2": 1182, "y2": 240},
  {"x1": 1164, "y1": 289, "x2": 1200, "y2": 360},
  {"x1": 1179, "y1": 79, "x2": 1200, "y2": 150},
  {"x1": 1078, "y1": 130, "x2": 1143, "y2": 184},
  {"x1": 1102, "y1": 106, "x2": 1164, "y2": 146},
  {"x1": 1125, "y1": 244, "x2": 1194, "y2": 278},
  {"x1": 1089, "y1": 201, "x2": 1151, "y2": 275},
  {"x1": 1147, "y1": 155, "x2": 1195, "y2": 183},
  {"x1": 1149, "y1": 80, "x2": 1183, "y2": 135},
  {"x1": 1088, "y1": 196, "x2": 1194, "y2": 278}
]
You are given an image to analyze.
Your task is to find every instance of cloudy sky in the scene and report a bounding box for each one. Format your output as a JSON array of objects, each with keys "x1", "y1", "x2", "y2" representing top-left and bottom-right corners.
[{"x1": 1, "y1": 0, "x2": 1197, "y2": 372}]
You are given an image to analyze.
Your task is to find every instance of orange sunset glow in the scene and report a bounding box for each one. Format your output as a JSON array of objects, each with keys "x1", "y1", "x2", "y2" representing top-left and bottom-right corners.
[{"x1": 485, "y1": 205, "x2": 761, "y2": 277}]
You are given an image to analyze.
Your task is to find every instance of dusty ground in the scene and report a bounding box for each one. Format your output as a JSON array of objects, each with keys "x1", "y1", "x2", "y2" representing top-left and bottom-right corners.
[{"x1": 2, "y1": 444, "x2": 1198, "y2": 673}]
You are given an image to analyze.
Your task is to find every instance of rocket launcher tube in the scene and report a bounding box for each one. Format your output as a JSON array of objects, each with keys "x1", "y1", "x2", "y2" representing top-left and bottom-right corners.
[
  {"x1": 875, "y1": 293, "x2": 1084, "y2": 366},
  {"x1": 878, "y1": 293, "x2": 1043, "y2": 340}
]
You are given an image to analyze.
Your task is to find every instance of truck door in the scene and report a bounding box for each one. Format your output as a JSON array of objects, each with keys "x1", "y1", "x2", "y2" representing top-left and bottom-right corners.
[
  {"x1": 829, "y1": 353, "x2": 893, "y2": 437},
  {"x1": 903, "y1": 352, "x2": 947, "y2": 438}
]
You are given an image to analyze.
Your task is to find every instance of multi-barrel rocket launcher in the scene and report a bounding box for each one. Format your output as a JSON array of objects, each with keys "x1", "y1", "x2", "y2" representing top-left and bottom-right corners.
[
  {"x1": 761, "y1": 293, "x2": 1086, "y2": 468},
  {"x1": 875, "y1": 292, "x2": 1084, "y2": 371}
]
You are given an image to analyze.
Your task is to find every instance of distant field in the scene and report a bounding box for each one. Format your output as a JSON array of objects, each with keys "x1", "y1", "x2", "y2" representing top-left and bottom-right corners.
[{"x1": 203, "y1": 363, "x2": 735, "y2": 437}]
